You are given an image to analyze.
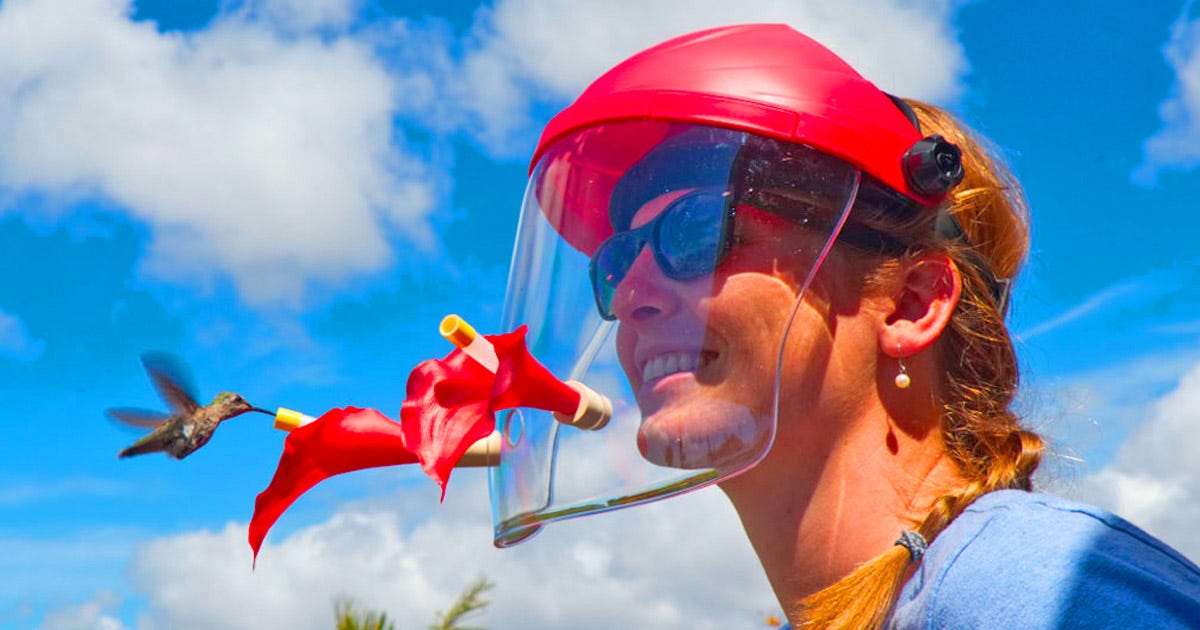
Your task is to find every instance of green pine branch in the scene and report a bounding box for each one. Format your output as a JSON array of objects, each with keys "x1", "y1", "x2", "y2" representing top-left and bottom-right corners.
[
  {"x1": 429, "y1": 575, "x2": 494, "y2": 630},
  {"x1": 334, "y1": 597, "x2": 396, "y2": 630},
  {"x1": 332, "y1": 575, "x2": 494, "y2": 630}
]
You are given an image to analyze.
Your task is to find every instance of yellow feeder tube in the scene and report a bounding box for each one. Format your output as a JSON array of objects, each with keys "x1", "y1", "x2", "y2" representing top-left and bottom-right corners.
[
  {"x1": 439, "y1": 314, "x2": 499, "y2": 372},
  {"x1": 273, "y1": 407, "x2": 315, "y2": 432}
]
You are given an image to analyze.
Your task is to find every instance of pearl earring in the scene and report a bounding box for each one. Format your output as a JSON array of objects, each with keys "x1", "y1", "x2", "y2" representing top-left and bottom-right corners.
[{"x1": 895, "y1": 347, "x2": 911, "y2": 389}]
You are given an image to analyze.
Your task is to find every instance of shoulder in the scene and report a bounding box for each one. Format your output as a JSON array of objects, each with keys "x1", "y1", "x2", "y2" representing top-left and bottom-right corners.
[{"x1": 890, "y1": 490, "x2": 1200, "y2": 629}]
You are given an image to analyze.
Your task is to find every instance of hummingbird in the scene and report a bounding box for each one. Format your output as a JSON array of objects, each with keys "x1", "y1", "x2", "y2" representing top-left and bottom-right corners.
[{"x1": 108, "y1": 352, "x2": 273, "y2": 460}]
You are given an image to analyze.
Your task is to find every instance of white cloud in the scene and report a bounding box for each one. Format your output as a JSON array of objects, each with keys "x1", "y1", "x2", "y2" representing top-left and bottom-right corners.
[
  {"x1": 0, "y1": 308, "x2": 45, "y2": 362},
  {"x1": 1016, "y1": 281, "x2": 1143, "y2": 341},
  {"x1": 129, "y1": 473, "x2": 777, "y2": 629},
  {"x1": 35, "y1": 592, "x2": 126, "y2": 630},
  {"x1": 1010, "y1": 263, "x2": 1200, "y2": 562},
  {"x1": 1031, "y1": 347, "x2": 1200, "y2": 470},
  {"x1": 0, "y1": 477, "x2": 135, "y2": 505},
  {"x1": 0, "y1": 0, "x2": 968, "y2": 309},
  {"x1": 1135, "y1": 8, "x2": 1200, "y2": 184},
  {"x1": 409, "y1": 0, "x2": 968, "y2": 157},
  {"x1": 1071, "y1": 360, "x2": 1200, "y2": 562},
  {"x1": 1015, "y1": 266, "x2": 1193, "y2": 341},
  {"x1": 0, "y1": 0, "x2": 439, "y2": 308},
  {"x1": 0, "y1": 528, "x2": 142, "y2": 603},
  {"x1": 240, "y1": 0, "x2": 363, "y2": 34}
]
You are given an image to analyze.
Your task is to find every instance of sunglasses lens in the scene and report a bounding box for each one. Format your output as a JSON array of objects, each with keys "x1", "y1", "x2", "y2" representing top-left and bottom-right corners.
[
  {"x1": 590, "y1": 191, "x2": 732, "y2": 319},
  {"x1": 655, "y1": 192, "x2": 729, "y2": 279},
  {"x1": 591, "y1": 231, "x2": 645, "y2": 319}
]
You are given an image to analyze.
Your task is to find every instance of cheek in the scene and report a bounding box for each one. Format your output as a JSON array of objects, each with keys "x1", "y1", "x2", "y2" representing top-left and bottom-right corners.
[
  {"x1": 720, "y1": 230, "x2": 829, "y2": 290},
  {"x1": 711, "y1": 272, "x2": 796, "y2": 316},
  {"x1": 713, "y1": 271, "x2": 839, "y2": 394},
  {"x1": 616, "y1": 324, "x2": 638, "y2": 379},
  {"x1": 706, "y1": 272, "x2": 800, "y2": 360}
]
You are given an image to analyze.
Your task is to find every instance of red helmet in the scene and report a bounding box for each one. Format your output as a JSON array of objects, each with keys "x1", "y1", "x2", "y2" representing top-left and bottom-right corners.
[{"x1": 532, "y1": 23, "x2": 958, "y2": 208}]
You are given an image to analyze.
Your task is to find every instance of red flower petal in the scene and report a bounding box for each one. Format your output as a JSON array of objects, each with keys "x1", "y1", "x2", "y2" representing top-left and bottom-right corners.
[
  {"x1": 399, "y1": 348, "x2": 495, "y2": 499},
  {"x1": 489, "y1": 326, "x2": 580, "y2": 416},
  {"x1": 248, "y1": 407, "x2": 416, "y2": 565}
]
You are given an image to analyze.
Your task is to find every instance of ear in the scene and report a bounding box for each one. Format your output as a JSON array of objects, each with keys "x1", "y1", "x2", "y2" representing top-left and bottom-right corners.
[{"x1": 879, "y1": 252, "x2": 961, "y2": 358}]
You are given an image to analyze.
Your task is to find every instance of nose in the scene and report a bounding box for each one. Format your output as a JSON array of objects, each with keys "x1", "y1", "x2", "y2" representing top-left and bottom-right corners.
[{"x1": 608, "y1": 247, "x2": 680, "y2": 323}]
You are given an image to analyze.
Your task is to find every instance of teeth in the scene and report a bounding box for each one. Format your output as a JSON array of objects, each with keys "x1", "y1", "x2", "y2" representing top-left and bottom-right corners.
[{"x1": 642, "y1": 352, "x2": 710, "y2": 383}]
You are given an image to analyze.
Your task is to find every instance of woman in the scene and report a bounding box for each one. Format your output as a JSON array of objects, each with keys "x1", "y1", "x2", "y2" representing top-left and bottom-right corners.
[{"x1": 495, "y1": 24, "x2": 1200, "y2": 627}]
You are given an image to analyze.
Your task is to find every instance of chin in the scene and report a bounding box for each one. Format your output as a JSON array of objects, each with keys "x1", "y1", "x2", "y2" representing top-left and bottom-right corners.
[{"x1": 635, "y1": 398, "x2": 772, "y2": 469}]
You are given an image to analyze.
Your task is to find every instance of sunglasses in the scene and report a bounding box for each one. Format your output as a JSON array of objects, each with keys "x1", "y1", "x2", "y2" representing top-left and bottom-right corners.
[
  {"x1": 587, "y1": 184, "x2": 912, "y2": 320},
  {"x1": 589, "y1": 189, "x2": 736, "y2": 320}
]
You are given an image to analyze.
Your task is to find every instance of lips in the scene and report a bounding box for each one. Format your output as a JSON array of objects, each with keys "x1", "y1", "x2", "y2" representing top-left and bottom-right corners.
[{"x1": 641, "y1": 350, "x2": 715, "y2": 383}]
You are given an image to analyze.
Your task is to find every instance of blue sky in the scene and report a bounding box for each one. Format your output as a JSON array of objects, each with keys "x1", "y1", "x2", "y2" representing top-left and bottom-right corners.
[{"x1": 2, "y1": 0, "x2": 1200, "y2": 628}]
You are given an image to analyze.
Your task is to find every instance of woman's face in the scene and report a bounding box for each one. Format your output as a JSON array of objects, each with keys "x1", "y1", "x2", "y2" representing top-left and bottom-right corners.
[{"x1": 611, "y1": 192, "x2": 853, "y2": 469}]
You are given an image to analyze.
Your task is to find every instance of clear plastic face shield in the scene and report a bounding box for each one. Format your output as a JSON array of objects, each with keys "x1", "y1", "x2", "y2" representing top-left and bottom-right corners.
[{"x1": 490, "y1": 120, "x2": 862, "y2": 545}]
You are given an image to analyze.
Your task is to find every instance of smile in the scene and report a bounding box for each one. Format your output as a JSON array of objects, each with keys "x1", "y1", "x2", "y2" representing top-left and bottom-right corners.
[{"x1": 641, "y1": 351, "x2": 715, "y2": 383}]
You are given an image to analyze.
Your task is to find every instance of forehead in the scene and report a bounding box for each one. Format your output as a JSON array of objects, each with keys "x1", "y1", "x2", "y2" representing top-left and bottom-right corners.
[
  {"x1": 627, "y1": 188, "x2": 836, "y2": 244},
  {"x1": 733, "y1": 203, "x2": 798, "y2": 232},
  {"x1": 628, "y1": 189, "x2": 698, "y2": 229}
]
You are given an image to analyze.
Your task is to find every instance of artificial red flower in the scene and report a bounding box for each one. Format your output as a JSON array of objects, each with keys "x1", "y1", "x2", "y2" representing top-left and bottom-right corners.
[{"x1": 249, "y1": 326, "x2": 582, "y2": 563}]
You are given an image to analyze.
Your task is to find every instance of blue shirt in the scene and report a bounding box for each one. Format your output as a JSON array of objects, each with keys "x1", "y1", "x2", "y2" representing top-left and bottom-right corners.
[
  {"x1": 890, "y1": 490, "x2": 1200, "y2": 628},
  {"x1": 780, "y1": 491, "x2": 1200, "y2": 629}
]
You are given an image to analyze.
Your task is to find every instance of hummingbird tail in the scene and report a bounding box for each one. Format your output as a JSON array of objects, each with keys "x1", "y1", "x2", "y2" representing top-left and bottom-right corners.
[{"x1": 118, "y1": 440, "x2": 162, "y2": 458}]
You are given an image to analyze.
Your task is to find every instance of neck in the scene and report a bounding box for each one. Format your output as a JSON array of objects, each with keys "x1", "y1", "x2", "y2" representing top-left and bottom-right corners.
[{"x1": 719, "y1": 408, "x2": 962, "y2": 613}]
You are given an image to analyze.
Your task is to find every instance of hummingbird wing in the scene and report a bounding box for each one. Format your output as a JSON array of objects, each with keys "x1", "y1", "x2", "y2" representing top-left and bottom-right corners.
[
  {"x1": 141, "y1": 352, "x2": 201, "y2": 414},
  {"x1": 106, "y1": 406, "x2": 171, "y2": 429}
]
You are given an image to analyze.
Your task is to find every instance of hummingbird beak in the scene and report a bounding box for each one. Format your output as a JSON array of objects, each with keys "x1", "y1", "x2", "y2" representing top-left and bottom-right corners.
[{"x1": 251, "y1": 406, "x2": 274, "y2": 416}]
